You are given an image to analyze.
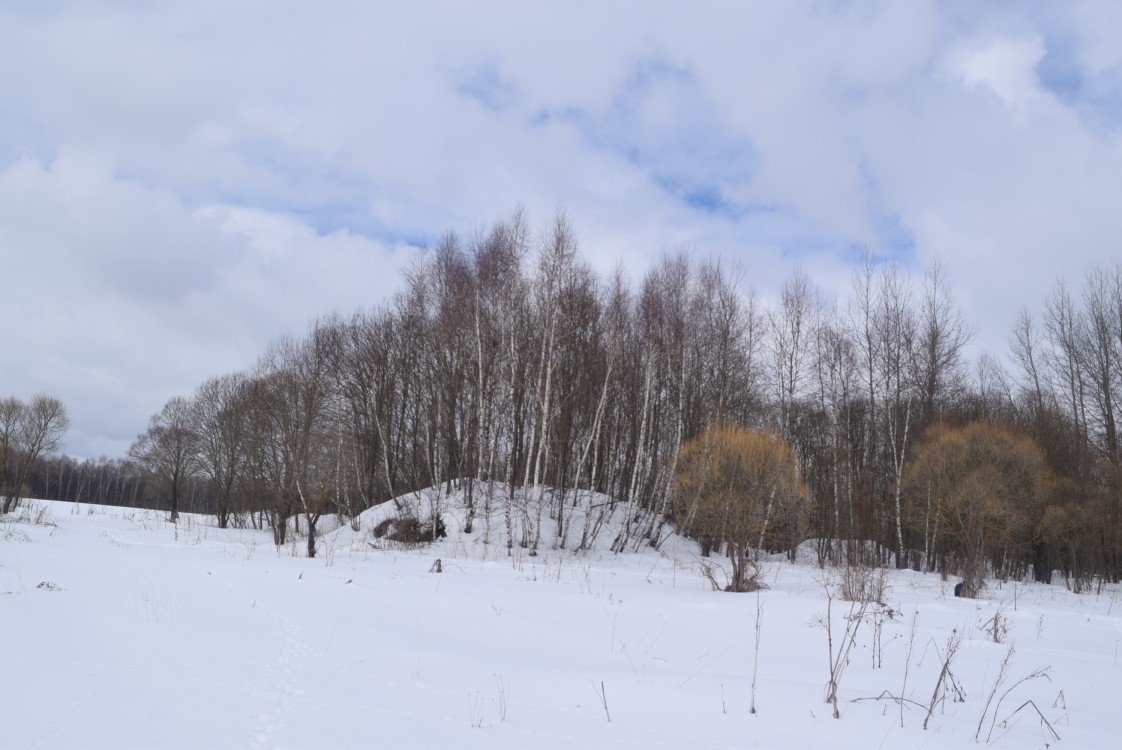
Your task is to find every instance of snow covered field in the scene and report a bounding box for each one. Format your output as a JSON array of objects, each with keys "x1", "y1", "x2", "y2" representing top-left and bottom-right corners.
[{"x1": 3, "y1": 496, "x2": 1120, "y2": 749}]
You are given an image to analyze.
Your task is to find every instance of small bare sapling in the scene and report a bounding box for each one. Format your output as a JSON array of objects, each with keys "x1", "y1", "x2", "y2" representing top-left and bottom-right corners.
[
  {"x1": 923, "y1": 629, "x2": 965, "y2": 730},
  {"x1": 750, "y1": 589, "x2": 763, "y2": 714},
  {"x1": 818, "y1": 575, "x2": 872, "y2": 719}
]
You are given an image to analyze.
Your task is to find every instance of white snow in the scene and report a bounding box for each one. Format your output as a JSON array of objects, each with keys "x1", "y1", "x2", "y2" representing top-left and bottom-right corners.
[{"x1": 2, "y1": 493, "x2": 1119, "y2": 749}]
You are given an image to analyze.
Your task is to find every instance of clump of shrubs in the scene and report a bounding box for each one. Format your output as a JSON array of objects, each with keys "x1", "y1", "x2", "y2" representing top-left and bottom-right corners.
[
  {"x1": 372, "y1": 514, "x2": 447, "y2": 545},
  {"x1": 838, "y1": 562, "x2": 889, "y2": 605}
]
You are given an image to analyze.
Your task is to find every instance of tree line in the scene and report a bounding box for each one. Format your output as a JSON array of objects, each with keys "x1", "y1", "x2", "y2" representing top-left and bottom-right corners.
[{"x1": 25, "y1": 210, "x2": 1122, "y2": 589}]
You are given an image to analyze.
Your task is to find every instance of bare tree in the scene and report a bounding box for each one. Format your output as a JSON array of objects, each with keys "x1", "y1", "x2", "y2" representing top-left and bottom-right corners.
[
  {"x1": 521, "y1": 213, "x2": 580, "y2": 554},
  {"x1": 811, "y1": 305, "x2": 860, "y2": 562},
  {"x1": 876, "y1": 265, "x2": 917, "y2": 567},
  {"x1": 1043, "y1": 279, "x2": 1089, "y2": 452},
  {"x1": 613, "y1": 253, "x2": 694, "y2": 552},
  {"x1": 771, "y1": 270, "x2": 816, "y2": 440},
  {"x1": 254, "y1": 327, "x2": 337, "y2": 556},
  {"x1": 846, "y1": 254, "x2": 882, "y2": 559},
  {"x1": 129, "y1": 396, "x2": 197, "y2": 522},
  {"x1": 915, "y1": 260, "x2": 973, "y2": 424},
  {"x1": 1, "y1": 394, "x2": 70, "y2": 514},
  {"x1": 1010, "y1": 308, "x2": 1050, "y2": 421},
  {"x1": 576, "y1": 268, "x2": 632, "y2": 551},
  {"x1": 190, "y1": 373, "x2": 250, "y2": 528},
  {"x1": 1078, "y1": 267, "x2": 1120, "y2": 466},
  {"x1": 466, "y1": 211, "x2": 529, "y2": 538},
  {"x1": 0, "y1": 397, "x2": 26, "y2": 512}
]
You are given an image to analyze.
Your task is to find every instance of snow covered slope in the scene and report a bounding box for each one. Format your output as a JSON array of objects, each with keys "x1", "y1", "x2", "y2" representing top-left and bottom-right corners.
[{"x1": 2, "y1": 495, "x2": 1119, "y2": 749}]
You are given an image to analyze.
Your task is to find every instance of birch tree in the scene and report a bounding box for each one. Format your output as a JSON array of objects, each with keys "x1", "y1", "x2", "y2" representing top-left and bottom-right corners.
[{"x1": 876, "y1": 265, "x2": 917, "y2": 567}]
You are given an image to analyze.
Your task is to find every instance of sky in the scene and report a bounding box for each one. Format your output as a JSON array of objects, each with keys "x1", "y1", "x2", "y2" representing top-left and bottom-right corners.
[{"x1": 3, "y1": 0, "x2": 1122, "y2": 459}]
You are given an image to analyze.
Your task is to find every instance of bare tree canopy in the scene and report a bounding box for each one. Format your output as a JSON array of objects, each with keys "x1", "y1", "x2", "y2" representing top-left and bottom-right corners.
[
  {"x1": 1, "y1": 394, "x2": 69, "y2": 514},
  {"x1": 15, "y1": 212, "x2": 1113, "y2": 588},
  {"x1": 128, "y1": 396, "x2": 197, "y2": 523}
]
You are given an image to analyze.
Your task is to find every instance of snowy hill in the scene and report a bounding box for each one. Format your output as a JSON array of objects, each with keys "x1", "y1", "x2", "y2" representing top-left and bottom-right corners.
[{"x1": 2, "y1": 493, "x2": 1119, "y2": 749}]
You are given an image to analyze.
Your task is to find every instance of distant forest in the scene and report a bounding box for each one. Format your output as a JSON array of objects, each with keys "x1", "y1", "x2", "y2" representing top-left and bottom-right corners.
[{"x1": 20, "y1": 210, "x2": 1122, "y2": 589}]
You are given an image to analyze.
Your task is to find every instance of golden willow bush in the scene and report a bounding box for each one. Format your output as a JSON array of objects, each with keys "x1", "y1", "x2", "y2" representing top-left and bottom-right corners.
[
  {"x1": 904, "y1": 421, "x2": 1049, "y2": 596},
  {"x1": 672, "y1": 424, "x2": 808, "y2": 592}
]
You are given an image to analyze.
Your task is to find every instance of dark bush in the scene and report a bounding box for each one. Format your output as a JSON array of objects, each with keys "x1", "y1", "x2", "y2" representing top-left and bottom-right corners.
[{"x1": 372, "y1": 515, "x2": 447, "y2": 545}]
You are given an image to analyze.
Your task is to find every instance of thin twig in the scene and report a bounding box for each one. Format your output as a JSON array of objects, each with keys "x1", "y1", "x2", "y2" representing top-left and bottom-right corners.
[
  {"x1": 997, "y1": 700, "x2": 1060, "y2": 743},
  {"x1": 592, "y1": 680, "x2": 611, "y2": 723}
]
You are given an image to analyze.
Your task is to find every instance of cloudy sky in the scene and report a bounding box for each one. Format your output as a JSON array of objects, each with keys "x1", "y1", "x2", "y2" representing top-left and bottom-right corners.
[{"x1": 3, "y1": 1, "x2": 1122, "y2": 458}]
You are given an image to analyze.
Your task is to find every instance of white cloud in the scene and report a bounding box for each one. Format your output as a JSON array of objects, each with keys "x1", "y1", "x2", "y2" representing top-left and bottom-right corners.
[
  {"x1": 0, "y1": 153, "x2": 418, "y2": 457},
  {"x1": 2, "y1": 1, "x2": 1122, "y2": 455},
  {"x1": 949, "y1": 36, "x2": 1049, "y2": 109}
]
